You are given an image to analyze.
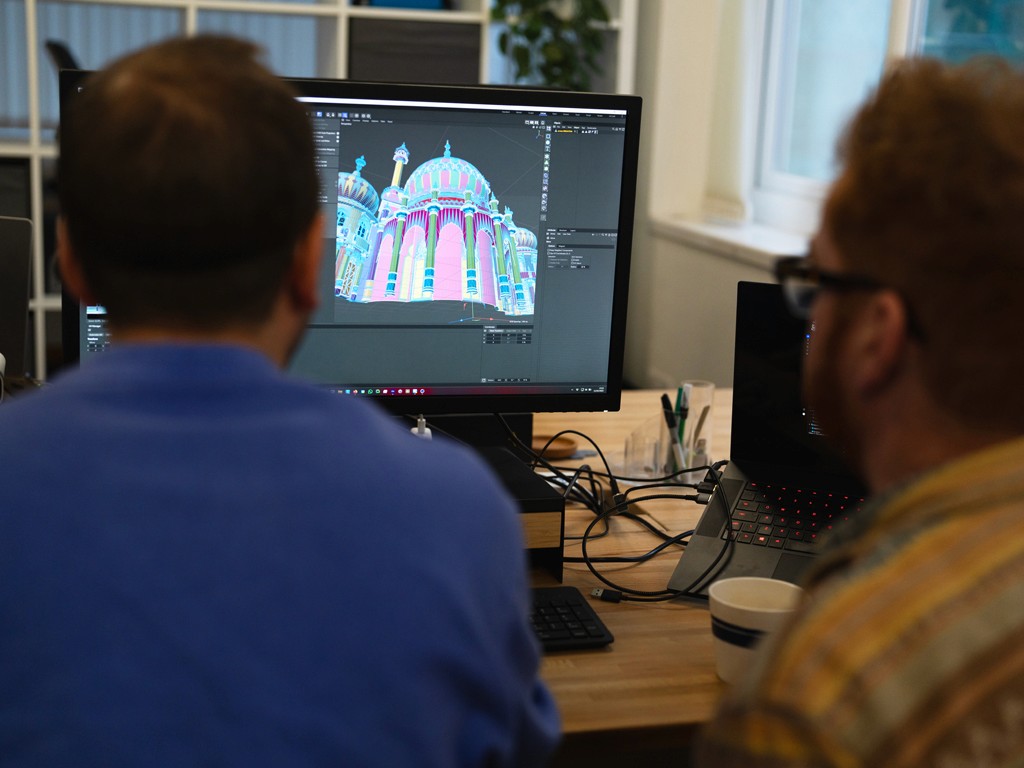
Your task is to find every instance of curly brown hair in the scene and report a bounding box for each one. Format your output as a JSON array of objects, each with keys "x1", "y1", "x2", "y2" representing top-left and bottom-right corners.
[{"x1": 825, "y1": 56, "x2": 1024, "y2": 431}]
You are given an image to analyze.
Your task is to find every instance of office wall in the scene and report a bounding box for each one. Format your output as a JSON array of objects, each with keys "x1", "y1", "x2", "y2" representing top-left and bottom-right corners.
[{"x1": 626, "y1": 1, "x2": 773, "y2": 390}]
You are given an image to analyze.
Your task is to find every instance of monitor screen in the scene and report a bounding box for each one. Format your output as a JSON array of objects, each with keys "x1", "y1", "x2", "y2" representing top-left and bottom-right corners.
[{"x1": 60, "y1": 72, "x2": 641, "y2": 417}]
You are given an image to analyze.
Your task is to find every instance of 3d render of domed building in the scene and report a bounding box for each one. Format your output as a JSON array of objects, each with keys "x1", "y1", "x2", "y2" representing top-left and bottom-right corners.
[{"x1": 333, "y1": 140, "x2": 538, "y2": 317}]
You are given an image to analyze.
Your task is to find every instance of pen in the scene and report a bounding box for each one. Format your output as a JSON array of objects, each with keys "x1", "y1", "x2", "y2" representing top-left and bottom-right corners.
[
  {"x1": 680, "y1": 382, "x2": 693, "y2": 457},
  {"x1": 661, "y1": 392, "x2": 686, "y2": 474},
  {"x1": 675, "y1": 385, "x2": 689, "y2": 444}
]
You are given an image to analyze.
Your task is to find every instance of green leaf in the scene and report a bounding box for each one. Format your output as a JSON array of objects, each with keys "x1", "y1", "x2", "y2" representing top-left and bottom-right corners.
[
  {"x1": 492, "y1": 0, "x2": 610, "y2": 91},
  {"x1": 513, "y1": 46, "x2": 532, "y2": 79}
]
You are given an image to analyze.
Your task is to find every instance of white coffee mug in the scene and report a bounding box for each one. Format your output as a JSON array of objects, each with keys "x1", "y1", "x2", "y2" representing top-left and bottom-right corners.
[{"x1": 708, "y1": 577, "x2": 803, "y2": 685}]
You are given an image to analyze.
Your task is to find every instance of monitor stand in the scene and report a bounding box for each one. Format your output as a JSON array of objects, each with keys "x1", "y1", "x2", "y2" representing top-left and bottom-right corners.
[{"x1": 399, "y1": 412, "x2": 564, "y2": 581}]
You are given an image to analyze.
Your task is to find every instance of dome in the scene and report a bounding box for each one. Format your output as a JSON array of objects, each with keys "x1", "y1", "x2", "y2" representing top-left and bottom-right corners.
[
  {"x1": 513, "y1": 227, "x2": 538, "y2": 250},
  {"x1": 337, "y1": 156, "x2": 380, "y2": 213},
  {"x1": 404, "y1": 141, "x2": 493, "y2": 209}
]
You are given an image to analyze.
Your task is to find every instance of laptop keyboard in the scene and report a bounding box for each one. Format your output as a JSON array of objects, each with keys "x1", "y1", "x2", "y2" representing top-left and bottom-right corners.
[
  {"x1": 531, "y1": 586, "x2": 614, "y2": 652},
  {"x1": 724, "y1": 481, "x2": 865, "y2": 553}
]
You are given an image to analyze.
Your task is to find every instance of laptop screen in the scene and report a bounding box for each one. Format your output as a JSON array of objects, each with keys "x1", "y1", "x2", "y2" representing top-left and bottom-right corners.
[{"x1": 731, "y1": 281, "x2": 863, "y2": 486}]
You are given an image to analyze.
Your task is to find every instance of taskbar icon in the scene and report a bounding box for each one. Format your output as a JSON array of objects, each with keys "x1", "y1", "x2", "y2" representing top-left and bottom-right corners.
[{"x1": 332, "y1": 387, "x2": 429, "y2": 396}]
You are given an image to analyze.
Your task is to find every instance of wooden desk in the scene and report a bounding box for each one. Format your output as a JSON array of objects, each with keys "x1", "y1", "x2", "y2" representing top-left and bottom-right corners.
[{"x1": 531, "y1": 389, "x2": 731, "y2": 765}]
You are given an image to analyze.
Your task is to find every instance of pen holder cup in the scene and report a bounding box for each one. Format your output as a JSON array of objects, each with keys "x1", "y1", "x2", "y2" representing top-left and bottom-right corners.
[
  {"x1": 623, "y1": 414, "x2": 673, "y2": 480},
  {"x1": 679, "y1": 380, "x2": 715, "y2": 484}
]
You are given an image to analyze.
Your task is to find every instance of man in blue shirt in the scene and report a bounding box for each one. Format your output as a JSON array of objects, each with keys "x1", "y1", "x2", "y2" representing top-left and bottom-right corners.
[{"x1": 0, "y1": 35, "x2": 559, "y2": 766}]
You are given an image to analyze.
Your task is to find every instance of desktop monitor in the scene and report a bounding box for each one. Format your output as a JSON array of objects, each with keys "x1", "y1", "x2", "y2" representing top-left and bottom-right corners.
[
  {"x1": 0, "y1": 216, "x2": 32, "y2": 379},
  {"x1": 59, "y1": 71, "x2": 641, "y2": 432}
]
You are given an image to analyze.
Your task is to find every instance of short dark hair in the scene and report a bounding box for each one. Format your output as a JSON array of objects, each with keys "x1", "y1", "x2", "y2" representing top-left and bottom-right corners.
[
  {"x1": 58, "y1": 35, "x2": 319, "y2": 330},
  {"x1": 826, "y1": 56, "x2": 1024, "y2": 431}
]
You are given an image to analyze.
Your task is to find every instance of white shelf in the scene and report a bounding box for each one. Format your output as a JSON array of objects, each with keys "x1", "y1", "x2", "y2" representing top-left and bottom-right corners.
[{"x1": 3, "y1": 0, "x2": 637, "y2": 379}]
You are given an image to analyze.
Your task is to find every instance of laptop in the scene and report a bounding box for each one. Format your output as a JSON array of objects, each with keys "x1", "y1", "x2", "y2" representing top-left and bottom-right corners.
[
  {"x1": 667, "y1": 281, "x2": 867, "y2": 596},
  {"x1": 0, "y1": 216, "x2": 32, "y2": 378}
]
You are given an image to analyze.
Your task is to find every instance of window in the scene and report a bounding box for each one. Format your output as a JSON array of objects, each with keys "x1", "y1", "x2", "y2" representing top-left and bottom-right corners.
[
  {"x1": 753, "y1": 0, "x2": 1024, "y2": 234},
  {"x1": 920, "y1": 0, "x2": 1024, "y2": 63}
]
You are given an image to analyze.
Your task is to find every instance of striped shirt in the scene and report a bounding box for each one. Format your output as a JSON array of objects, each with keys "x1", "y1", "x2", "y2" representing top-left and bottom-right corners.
[{"x1": 696, "y1": 435, "x2": 1024, "y2": 768}]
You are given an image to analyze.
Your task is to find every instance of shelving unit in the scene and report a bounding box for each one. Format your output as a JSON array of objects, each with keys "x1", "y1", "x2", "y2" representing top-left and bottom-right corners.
[{"x1": 1, "y1": 0, "x2": 638, "y2": 380}]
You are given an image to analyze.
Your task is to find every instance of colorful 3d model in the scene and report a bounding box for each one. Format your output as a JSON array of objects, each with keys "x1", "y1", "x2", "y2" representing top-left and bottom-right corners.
[{"x1": 334, "y1": 141, "x2": 538, "y2": 317}]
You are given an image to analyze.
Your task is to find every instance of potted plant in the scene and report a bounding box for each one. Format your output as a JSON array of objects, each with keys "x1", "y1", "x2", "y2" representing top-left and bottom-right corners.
[{"x1": 491, "y1": 0, "x2": 611, "y2": 91}]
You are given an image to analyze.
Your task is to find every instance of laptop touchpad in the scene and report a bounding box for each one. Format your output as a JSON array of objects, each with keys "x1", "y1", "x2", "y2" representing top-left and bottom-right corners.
[{"x1": 772, "y1": 552, "x2": 812, "y2": 585}]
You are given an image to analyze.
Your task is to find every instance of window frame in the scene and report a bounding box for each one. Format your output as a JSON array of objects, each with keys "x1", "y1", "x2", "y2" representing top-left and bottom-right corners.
[{"x1": 750, "y1": 0, "x2": 924, "y2": 235}]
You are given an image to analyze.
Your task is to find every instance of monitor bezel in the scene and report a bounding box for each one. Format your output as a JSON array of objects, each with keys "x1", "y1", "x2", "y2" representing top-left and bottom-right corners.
[{"x1": 59, "y1": 71, "x2": 641, "y2": 416}]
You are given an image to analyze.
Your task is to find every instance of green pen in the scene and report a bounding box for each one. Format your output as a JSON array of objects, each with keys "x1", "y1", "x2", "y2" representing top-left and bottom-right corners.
[{"x1": 680, "y1": 382, "x2": 693, "y2": 462}]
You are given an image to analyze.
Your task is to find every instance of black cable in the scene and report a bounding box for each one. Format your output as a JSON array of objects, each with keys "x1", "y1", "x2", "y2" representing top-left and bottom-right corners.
[
  {"x1": 564, "y1": 527, "x2": 693, "y2": 564},
  {"x1": 548, "y1": 460, "x2": 711, "y2": 489},
  {"x1": 484, "y1": 413, "x2": 729, "y2": 602},
  {"x1": 579, "y1": 492, "x2": 709, "y2": 602},
  {"x1": 671, "y1": 459, "x2": 735, "y2": 598},
  {"x1": 526, "y1": 426, "x2": 623, "y2": 498},
  {"x1": 584, "y1": 462, "x2": 732, "y2": 603},
  {"x1": 549, "y1": 466, "x2": 695, "y2": 545},
  {"x1": 492, "y1": 412, "x2": 716, "y2": 494},
  {"x1": 545, "y1": 464, "x2": 613, "y2": 541},
  {"x1": 415, "y1": 413, "x2": 607, "y2": 514},
  {"x1": 616, "y1": 508, "x2": 680, "y2": 542},
  {"x1": 492, "y1": 417, "x2": 624, "y2": 529}
]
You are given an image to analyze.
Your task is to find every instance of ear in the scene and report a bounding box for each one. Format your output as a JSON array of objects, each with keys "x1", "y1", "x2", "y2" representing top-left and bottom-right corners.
[
  {"x1": 55, "y1": 217, "x2": 98, "y2": 305},
  {"x1": 287, "y1": 212, "x2": 324, "y2": 313},
  {"x1": 847, "y1": 291, "x2": 910, "y2": 397}
]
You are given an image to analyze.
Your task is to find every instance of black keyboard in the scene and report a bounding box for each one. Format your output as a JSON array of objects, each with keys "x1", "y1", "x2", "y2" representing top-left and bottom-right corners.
[
  {"x1": 725, "y1": 481, "x2": 865, "y2": 553},
  {"x1": 531, "y1": 586, "x2": 614, "y2": 652}
]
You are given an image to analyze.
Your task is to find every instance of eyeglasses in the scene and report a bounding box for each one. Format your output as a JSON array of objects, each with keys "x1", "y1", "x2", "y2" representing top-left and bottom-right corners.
[
  {"x1": 773, "y1": 255, "x2": 926, "y2": 340},
  {"x1": 773, "y1": 256, "x2": 884, "y2": 318}
]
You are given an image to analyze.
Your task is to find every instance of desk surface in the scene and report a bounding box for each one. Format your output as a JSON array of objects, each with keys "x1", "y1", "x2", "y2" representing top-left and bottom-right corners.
[{"x1": 531, "y1": 389, "x2": 731, "y2": 758}]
